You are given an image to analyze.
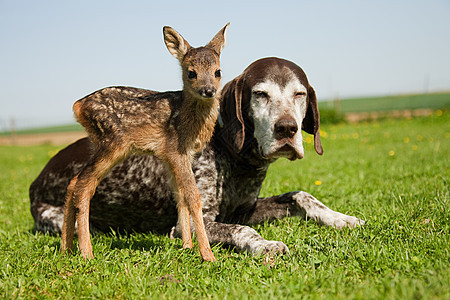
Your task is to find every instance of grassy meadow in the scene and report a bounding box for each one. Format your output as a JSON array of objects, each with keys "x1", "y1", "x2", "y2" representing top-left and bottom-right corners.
[
  {"x1": 319, "y1": 92, "x2": 450, "y2": 113},
  {"x1": 0, "y1": 111, "x2": 449, "y2": 299}
]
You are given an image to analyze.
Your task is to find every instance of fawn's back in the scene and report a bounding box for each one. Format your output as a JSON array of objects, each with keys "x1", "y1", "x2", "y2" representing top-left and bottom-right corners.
[{"x1": 73, "y1": 24, "x2": 229, "y2": 158}]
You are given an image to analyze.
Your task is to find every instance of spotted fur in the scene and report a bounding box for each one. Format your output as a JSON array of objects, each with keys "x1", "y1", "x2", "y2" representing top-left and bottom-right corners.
[{"x1": 30, "y1": 57, "x2": 364, "y2": 256}]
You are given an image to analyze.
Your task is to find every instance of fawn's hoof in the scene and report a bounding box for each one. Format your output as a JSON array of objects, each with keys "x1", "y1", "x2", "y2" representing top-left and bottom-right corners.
[{"x1": 202, "y1": 253, "x2": 216, "y2": 262}]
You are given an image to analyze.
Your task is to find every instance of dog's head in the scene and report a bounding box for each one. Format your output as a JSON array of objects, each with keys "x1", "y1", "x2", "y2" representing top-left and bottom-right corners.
[{"x1": 218, "y1": 57, "x2": 323, "y2": 161}]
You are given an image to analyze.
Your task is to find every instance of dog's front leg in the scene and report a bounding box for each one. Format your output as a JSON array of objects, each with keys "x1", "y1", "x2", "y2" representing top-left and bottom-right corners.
[
  {"x1": 245, "y1": 191, "x2": 365, "y2": 229},
  {"x1": 171, "y1": 220, "x2": 289, "y2": 255},
  {"x1": 204, "y1": 220, "x2": 289, "y2": 255}
]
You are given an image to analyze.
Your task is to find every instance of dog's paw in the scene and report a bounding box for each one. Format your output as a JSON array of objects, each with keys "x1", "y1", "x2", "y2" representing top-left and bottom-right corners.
[
  {"x1": 319, "y1": 210, "x2": 365, "y2": 229},
  {"x1": 252, "y1": 240, "x2": 290, "y2": 255}
]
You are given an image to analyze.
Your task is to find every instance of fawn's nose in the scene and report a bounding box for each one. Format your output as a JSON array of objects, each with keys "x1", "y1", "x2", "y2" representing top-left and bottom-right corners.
[
  {"x1": 274, "y1": 117, "x2": 298, "y2": 140},
  {"x1": 199, "y1": 87, "x2": 216, "y2": 98}
]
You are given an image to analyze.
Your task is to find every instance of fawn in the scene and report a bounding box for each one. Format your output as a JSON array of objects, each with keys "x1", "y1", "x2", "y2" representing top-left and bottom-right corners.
[{"x1": 61, "y1": 23, "x2": 230, "y2": 262}]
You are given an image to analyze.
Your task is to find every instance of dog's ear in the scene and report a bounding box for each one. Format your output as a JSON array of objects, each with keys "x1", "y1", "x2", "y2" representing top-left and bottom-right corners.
[
  {"x1": 302, "y1": 85, "x2": 323, "y2": 155},
  {"x1": 219, "y1": 75, "x2": 245, "y2": 152}
]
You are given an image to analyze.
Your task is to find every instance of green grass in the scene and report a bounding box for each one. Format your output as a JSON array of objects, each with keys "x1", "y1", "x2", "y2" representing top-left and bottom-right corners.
[
  {"x1": 0, "y1": 112, "x2": 449, "y2": 299},
  {"x1": 319, "y1": 92, "x2": 450, "y2": 113}
]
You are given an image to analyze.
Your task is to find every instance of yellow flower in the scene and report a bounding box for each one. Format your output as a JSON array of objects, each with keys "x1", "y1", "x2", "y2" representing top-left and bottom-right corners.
[
  {"x1": 315, "y1": 180, "x2": 322, "y2": 185},
  {"x1": 435, "y1": 109, "x2": 443, "y2": 116},
  {"x1": 389, "y1": 150, "x2": 395, "y2": 156},
  {"x1": 403, "y1": 137, "x2": 410, "y2": 143},
  {"x1": 319, "y1": 129, "x2": 328, "y2": 138},
  {"x1": 412, "y1": 145, "x2": 418, "y2": 150}
]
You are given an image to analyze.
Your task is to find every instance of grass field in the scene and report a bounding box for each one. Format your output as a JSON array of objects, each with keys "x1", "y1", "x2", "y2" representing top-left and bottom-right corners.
[
  {"x1": 319, "y1": 92, "x2": 450, "y2": 113},
  {"x1": 0, "y1": 112, "x2": 449, "y2": 299}
]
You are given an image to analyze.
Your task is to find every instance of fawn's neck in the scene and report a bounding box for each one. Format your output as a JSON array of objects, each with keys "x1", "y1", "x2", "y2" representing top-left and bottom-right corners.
[{"x1": 179, "y1": 90, "x2": 220, "y2": 153}]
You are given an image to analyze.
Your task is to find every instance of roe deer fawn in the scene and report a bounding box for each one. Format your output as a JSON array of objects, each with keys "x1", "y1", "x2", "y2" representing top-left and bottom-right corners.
[{"x1": 61, "y1": 23, "x2": 230, "y2": 262}]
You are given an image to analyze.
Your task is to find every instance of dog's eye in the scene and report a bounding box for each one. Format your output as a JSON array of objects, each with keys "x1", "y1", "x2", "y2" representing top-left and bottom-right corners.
[
  {"x1": 187, "y1": 70, "x2": 197, "y2": 79},
  {"x1": 295, "y1": 91, "x2": 306, "y2": 97},
  {"x1": 215, "y1": 70, "x2": 222, "y2": 78},
  {"x1": 254, "y1": 91, "x2": 268, "y2": 98}
]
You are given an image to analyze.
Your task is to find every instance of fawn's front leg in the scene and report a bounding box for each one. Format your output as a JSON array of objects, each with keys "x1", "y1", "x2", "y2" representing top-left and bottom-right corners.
[{"x1": 166, "y1": 154, "x2": 216, "y2": 262}]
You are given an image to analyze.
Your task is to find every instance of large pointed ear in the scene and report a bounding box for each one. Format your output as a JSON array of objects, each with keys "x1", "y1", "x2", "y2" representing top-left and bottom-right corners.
[
  {"x1": 163, "y1": 26, "x2": 191, "y2": 61},
  {"x1": 206, "y1": 22, "x2": 230, "y2": 55},
  {"x1": 218, "y1": 74, "x2": 245, "y2": 152},
  {"x1": 302, "y1": 85, "x2": 323, "y2": 155}
]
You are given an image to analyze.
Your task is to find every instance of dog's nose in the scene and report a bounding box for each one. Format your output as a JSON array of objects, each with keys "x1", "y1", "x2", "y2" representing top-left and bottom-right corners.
[
  {"x1": 274, "y1": 118, "x2": 298, "y2": 139},
  {"x1": 199, "y1": 88, "x2": 216, "y2": 98}
]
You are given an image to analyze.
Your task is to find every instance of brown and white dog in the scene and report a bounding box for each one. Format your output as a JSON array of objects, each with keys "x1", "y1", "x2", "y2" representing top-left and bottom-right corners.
[{"x1": 30, "y1": 57, "x2": 364, "y2": 255}]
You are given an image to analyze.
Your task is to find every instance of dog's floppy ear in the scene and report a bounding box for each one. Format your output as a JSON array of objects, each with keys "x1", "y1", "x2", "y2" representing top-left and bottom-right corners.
[
  {"x1": 219, "y1": 75, "x2": 245, "y2": 152},
  {"x1": 302, "y1": 85, "x2": 323, "y2": 155}
]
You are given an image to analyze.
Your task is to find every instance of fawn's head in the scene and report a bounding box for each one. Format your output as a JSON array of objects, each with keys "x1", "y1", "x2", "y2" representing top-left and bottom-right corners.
[{"x1": 163, "y1": 23, "x2": 229, "y2": 101}]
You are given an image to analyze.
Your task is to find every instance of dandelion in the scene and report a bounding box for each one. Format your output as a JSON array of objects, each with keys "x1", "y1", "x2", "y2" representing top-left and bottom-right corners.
[
  {"x1": 435, "y1": 109, "x2": 443, "y2": 117},
  {"x1": 319, "y1": 129, "x2": 328, "y2": 138},
  {"x1": 403, "y1": 137, "x2": 410, "y2": 143},
  {"x1": 412, "y1": 145, "x2": 418, "y2": 151},
  {"x1": 315, "y1": 180, "x2": 322, "y2": 185},
  {"x1": 352, "y1": 133, "x2": 359, "y2": 139},
  {"x1": 417, "y1": 135, "x2": 423, "y2": 141},
  {"x1": 304, "y1": 136, "x2": 313, "y2": 144},
  {"x1": 389, "y1": 150, "x2": 395, "y2": 156}
]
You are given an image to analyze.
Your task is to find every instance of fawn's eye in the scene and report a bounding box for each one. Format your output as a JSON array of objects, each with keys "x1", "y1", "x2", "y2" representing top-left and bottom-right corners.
[
  {"x1": 253, "y1": 91, "x2": 268, "y2": 98},
  {"x1": 187, "y1": 70, "x2": 197, "y2": 79},
  {"x1": 215, "y1": 70, "x2": 222, "y2": 78}
]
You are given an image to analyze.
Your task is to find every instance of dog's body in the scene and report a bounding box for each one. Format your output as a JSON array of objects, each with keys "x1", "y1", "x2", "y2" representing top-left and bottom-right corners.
[{"x1": 30, "y1": 57, "x2": 364, "y2": 254}]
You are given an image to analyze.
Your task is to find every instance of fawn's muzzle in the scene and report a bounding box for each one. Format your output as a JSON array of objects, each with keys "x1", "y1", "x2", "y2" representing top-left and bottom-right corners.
[{"x1": 199, "y1": 87, "x2": 216, "y2": 98}]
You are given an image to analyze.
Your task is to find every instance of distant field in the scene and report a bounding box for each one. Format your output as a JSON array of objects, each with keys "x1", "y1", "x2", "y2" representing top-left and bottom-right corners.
[
  {"x1": 1, "y1": 92, "x2": 449, "y2": 137},
  {"x1": 319, "y1": 92, "x2": 450, "y2": 113},
  {"x1": 0, "y1": 123, "x2": 82, "y2": 136}
]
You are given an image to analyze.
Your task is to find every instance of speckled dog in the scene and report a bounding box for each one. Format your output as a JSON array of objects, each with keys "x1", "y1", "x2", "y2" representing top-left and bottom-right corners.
[
  {"x1": 60, "y1": 24, "x2": 230, "y2": 262},
  {"x1": 30, "y1": 57, "x2": 364, "y2": 256}
]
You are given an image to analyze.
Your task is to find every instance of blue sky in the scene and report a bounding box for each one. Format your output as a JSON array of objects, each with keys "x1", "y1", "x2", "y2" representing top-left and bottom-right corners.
[{"x1": 1, "y1": 0, "x2": 449, "y2": 129}]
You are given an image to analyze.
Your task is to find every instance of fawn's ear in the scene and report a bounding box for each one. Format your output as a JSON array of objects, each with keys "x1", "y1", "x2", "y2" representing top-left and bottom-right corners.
[
  {"x1": 302, "y1": 85, "x2": 323, "y2": 155},
  {"x1": 163, "y1": 26, "x2": 191, "y2": 61},
  {"x1": 206, "y1": 22, "x2": 230, "y2": 55}
]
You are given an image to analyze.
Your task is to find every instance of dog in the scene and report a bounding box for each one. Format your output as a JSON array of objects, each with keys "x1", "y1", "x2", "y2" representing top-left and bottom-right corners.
[{"x1": 30, "y1": 57, "x2": 364, "y2": 255}]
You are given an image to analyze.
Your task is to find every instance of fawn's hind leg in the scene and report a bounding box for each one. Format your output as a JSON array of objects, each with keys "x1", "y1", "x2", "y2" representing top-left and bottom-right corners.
[
  {"x1": 61, "y1": 144, "x2": 128, "y2": 259},
  {"x1": 166, "y1": 154, "x2": 216, "y2": 262},
  {"x1": 61, "y1": 174, "x2": 79, "y2": 253}
]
